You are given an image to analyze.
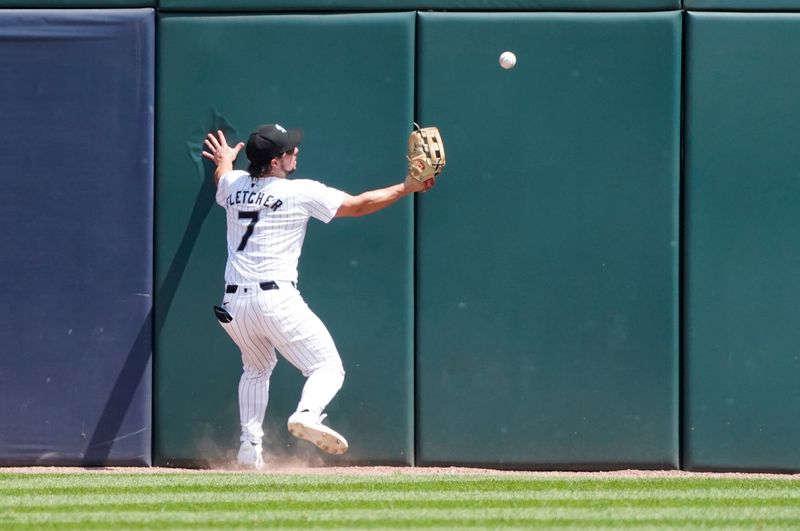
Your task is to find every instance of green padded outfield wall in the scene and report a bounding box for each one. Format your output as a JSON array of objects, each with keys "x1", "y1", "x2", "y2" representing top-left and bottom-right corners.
[
  {"x1": 684, "y1": 12, "x2": 800, "y2": 472},
  {"x1": 686, "y1": 0, "x2": 800, "y2": 10},
  {"x1": 156, "y1": 13, "x2": 416, "y2": 466},
  {"x1": 416, "y1": 12, "x2": 681, "y2": 469},
  {"x1": 159, "y1": 1, "x2": 680, "y2": 12}
]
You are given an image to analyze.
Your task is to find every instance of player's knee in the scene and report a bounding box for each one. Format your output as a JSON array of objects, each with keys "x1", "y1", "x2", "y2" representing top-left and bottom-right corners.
[
  {"x1": 320, "y1": 362, "x2": 345, "y2": 376},
  {"x1": 242, "y1": 366, "x2": 273, "y2": 380},
  {"x1": 308, "y1": 363, "x2": 344, "y2": 385},
  {"x1": 328, "y1": 363, "x2": 345, "y2": 379}
]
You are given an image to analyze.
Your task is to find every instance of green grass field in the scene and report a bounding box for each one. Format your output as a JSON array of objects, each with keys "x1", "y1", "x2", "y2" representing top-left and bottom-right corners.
[{"x1": 1, "y1": 471, "x2": 799, "y2": 529}]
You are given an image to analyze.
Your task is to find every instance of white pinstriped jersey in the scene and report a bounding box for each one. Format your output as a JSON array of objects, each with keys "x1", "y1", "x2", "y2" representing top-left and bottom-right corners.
[{"x1": 215, "y1": 170, "x2": 345, "y2": 284}]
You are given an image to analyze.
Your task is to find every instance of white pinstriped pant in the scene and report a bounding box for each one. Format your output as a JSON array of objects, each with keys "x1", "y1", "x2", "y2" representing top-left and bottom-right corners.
[{"x1": 216, "y1": 281, "x2": 344, "y2": 444}]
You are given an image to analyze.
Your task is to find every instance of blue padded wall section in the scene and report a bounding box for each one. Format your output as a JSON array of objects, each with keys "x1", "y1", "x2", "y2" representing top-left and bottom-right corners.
[
  {"x1": 0, "y1": 9, "x2": 154, "y2": 466},
  {"x1": 0, "y1": 1, "x2": 152, "y2": 6}
]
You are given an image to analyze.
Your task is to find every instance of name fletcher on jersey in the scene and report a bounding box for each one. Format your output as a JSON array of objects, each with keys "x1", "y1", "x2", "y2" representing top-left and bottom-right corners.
[{"x1": 226, "y1": 189, "x2": 284, "y2": 211}]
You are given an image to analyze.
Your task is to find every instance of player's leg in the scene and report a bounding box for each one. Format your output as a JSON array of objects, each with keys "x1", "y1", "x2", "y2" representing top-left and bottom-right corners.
[
  {"x1": 238, "y1": 365, "x2": 274, "y2": 445},
  {"x1": 235, "y1": 364, "x2": 274, "y2": 469},
  {"x1": 287, "y1": 364, "x2": 348, "y2": 455},
  {"x1": 296, "y1": 364, "x2": 344, "y2": 417},
  {"x1": 257, "y1": 284, "x2": 348, "y2": 454},
  {"x1": 216, "y1": 290, "x2": 278, "y2": 468}
]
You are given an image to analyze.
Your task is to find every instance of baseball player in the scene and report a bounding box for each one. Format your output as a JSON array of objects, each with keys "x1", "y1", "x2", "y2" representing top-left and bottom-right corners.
[{"x1": 202, "y1": 124, "x2": 436, "y2": 469}]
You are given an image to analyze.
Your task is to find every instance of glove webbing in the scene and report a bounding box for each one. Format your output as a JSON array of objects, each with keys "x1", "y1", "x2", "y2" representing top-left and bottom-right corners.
[{"x1": 420, "y1": 128, "x2": 444, "y2": 175}]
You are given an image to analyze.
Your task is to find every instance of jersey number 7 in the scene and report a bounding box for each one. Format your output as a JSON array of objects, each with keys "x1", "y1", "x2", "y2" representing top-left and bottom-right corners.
[{"x1": 237, "y1": 211, "x2": 258, "y2": 251}]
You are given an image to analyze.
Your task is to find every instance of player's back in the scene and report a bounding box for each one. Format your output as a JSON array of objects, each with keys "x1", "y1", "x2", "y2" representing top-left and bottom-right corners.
[{"x1": 215, "y1": 170, "x2": 344, "y2": 284}]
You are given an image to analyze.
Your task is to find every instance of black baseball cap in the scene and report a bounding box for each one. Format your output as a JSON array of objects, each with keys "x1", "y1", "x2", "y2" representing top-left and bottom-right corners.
[{"x1": 245, "y1": 123, "x2": 303, "y2": 165}]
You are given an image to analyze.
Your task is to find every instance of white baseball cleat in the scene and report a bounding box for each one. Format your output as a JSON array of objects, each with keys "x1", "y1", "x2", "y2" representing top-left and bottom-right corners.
[
  {"x1": 237, "y1": 441, "x2": 264, "y2": 470},
  {"x1": 287, "y1": 410, "x2": 349, "y2": 455}
]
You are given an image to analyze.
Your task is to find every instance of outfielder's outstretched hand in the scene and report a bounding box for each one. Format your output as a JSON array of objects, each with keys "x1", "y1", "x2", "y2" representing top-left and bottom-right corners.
[
  {"x1": 203, "y1": 130, "x2": 244, "y2": 186},
  {"x1": 202, "y1": 130, "x2": 244, "y2": 167},
  {"x1": 404, "y1": 174, "x2": 437, "y2": 194}
]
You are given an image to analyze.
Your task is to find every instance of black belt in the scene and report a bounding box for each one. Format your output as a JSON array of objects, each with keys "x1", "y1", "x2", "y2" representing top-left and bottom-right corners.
[{"x1": 226, "y1": 281, "x2": 279, "y2": 294}]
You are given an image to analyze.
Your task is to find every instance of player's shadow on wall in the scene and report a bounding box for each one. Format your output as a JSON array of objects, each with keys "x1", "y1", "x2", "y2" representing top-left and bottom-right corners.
[
  {"x1": 83, "y1": 312, "x2": 152, "y2": 466},
  {"x1": 84, "y1": 160, "x2": 213, "y2": 464},
  {"x1": 83, "y1": 153, "x2": 214, "y2": 466},
  {"x1": 154, "y1": 171, "x2": 216, "y2": 335},
  {"x1": 156, "y1": 113, "x2": 236, "y2": 335},
  {"x1": 84, "y1": 114, "x2": 235, "y2": 466}
]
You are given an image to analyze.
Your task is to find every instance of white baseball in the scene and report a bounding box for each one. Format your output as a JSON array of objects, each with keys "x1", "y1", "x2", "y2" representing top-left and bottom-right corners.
[{"x1": 499, "y1": 51, "x2": 516, "y2": 70}]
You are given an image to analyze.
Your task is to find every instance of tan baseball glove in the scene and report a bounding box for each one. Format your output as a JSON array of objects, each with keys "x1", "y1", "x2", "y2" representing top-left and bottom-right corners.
[{"x1": 407, "y1": 124, "x2": 445, "y2": 182}]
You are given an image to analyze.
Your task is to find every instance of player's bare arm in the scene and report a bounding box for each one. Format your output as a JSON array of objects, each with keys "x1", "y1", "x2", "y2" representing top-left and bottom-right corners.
[
  {"x1": 335, "y1": 175, "x2": 435, "y2": 218},
  {"x1": 202, "y1": 130, "x2": 244, "y2": 187}
]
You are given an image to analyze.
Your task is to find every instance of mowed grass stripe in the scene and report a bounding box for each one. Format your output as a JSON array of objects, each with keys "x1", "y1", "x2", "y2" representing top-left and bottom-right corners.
[
  {"x1": 6, "y1": 518, "x2": 800, "y2": 530},
  {"x1": 4, "y1": 506, "x2": 800, "y2": 523},
  {"x1": 4, "y1": 499, "x2": 800, "y2": 515},
  {"x1": 3, "y1": 490, "x2": 800, "y2": 509},
  {"x1": 1, "y1": 474, "x2": 798, "y2": 493}
]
